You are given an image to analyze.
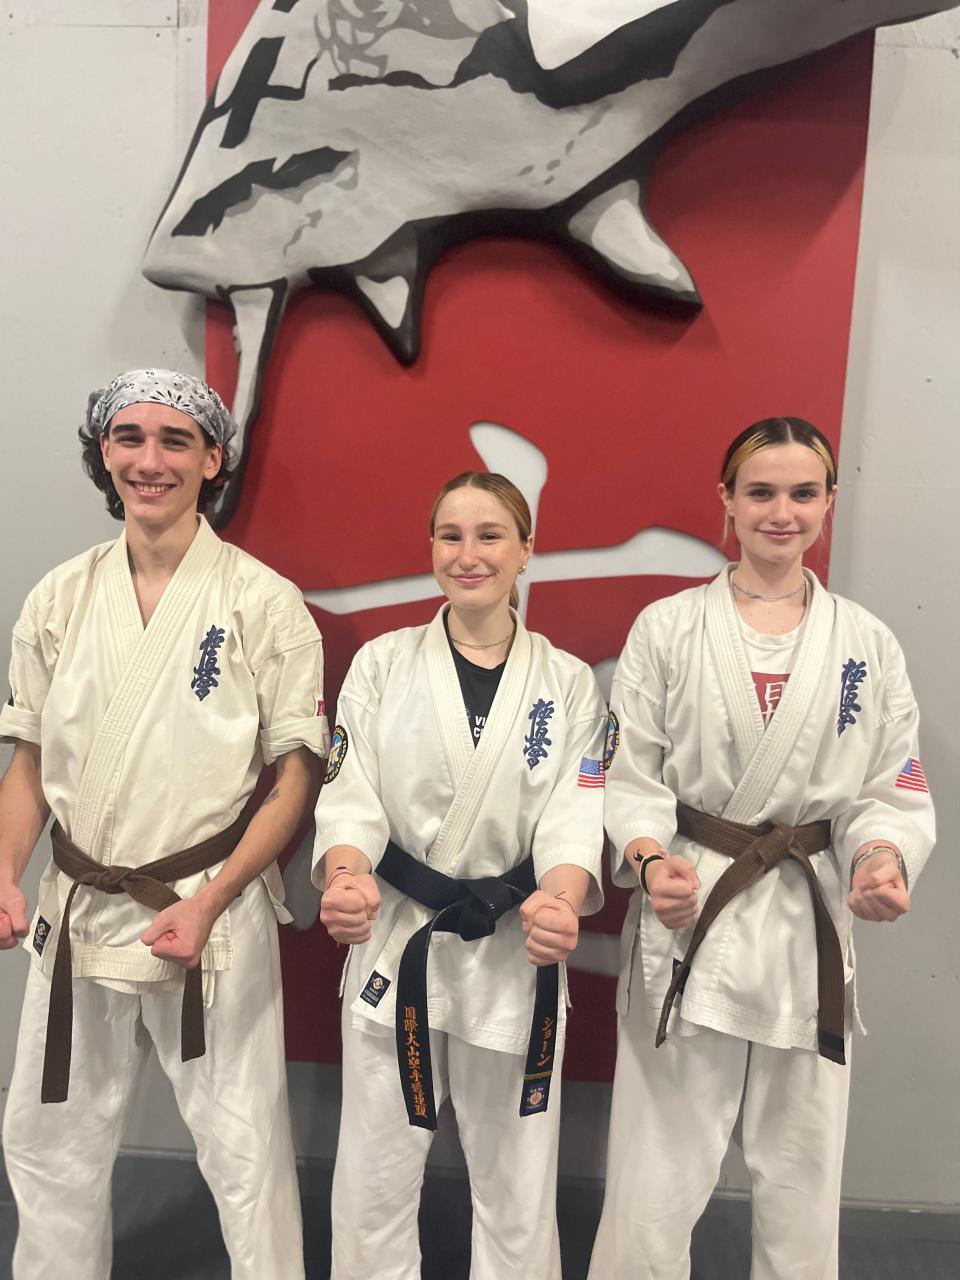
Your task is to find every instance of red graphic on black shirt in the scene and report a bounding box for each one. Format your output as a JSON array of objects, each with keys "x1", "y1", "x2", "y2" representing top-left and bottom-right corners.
[{"x1": 752, "y1": 672, "x2": 791, "y2": 727}]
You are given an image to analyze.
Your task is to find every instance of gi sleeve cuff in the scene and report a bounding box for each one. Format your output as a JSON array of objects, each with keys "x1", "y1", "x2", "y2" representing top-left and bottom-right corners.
[
  {"x1": 312, "y1": 822, "x2": 388, "y2": 884},
  {"x1": 260, "y1": 715, "x2": 330, "y2": 765},
  {"x1": 0, "y1": 703, "x2": 42, "y2": 746},
  {"x1": 533, "y1": 844, "x2": 604, "y2": 917}
]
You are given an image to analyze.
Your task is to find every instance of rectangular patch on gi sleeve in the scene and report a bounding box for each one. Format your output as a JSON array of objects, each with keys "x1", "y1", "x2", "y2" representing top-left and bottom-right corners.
[
  {"x1": 360, "y1": 970, "x2": 391, "y2": 1007},
  {"x1": 895, "y1": 757, "x2": 928, "y2": 793},
  {"x1": 577, "y1": 756, "x2": 604, "y2": 788},
  {"x1": 32, "y1": 916, "x2": 51, "y2": 956}
]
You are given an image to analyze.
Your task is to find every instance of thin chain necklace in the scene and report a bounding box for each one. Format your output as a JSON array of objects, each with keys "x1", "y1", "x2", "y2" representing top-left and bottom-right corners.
[
  {"x1": 731, "y1": 577, "x2": 806, "y2": 603},
  {"x1": 449, "y1": 629, "x2": 514, "y2": 650}
]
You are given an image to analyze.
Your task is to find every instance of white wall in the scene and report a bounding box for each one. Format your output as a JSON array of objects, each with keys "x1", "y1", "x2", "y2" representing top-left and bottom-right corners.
[
  {"x1": 828, "y1": 15, "x2": 960, "y2": 1208},
  {"x1": 1, "y1": 2, "x2": 957, "y2": 1210},
  {"x1": 0, "y1": 0, "x2": 207, "y2": 1113}
]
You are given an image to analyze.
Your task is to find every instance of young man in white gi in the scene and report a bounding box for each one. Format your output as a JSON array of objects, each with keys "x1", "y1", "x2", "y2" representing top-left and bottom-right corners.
[
  {"x1": 589, "y1": 417, "x2": 936, "y2": 1280},
  {"x1": 0, "y1": 369, "x2": 328, "y2": 1280}
]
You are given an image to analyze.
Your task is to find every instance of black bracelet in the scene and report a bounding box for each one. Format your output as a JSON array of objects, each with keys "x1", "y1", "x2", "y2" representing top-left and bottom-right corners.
[{"x1": 638, "y1": 853, "x2": 665, "y2": 893}]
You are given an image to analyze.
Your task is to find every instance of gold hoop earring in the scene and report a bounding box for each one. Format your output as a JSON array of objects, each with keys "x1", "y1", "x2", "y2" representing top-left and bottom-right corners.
[{"x1": 518, "y1": 563, "x2": 527, "y2": 575}]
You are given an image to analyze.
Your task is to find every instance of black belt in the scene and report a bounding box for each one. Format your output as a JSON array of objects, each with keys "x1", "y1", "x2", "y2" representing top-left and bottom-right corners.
[{"x1": 374, "y1": 840, "x2": 560, "y2": 1130}]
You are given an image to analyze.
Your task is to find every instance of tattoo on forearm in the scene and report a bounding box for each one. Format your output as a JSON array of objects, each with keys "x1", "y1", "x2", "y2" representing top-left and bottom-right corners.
[{"x1": 261, "y1": 786, "x2": 280, "y2": 809}]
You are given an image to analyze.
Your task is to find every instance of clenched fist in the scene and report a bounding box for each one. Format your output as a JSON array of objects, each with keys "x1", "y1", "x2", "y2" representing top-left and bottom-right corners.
[
  {"x1": 320, "y1": 872, "x2": 381, "y2": 944},
  {"x1": 519, "y1": 891, "x2": 579, "y2": 966},
  {"x1": 141, "y1": 896, "x2": 218, "y2": 969},
  {"x1": 0, "y1": 881, "x2": 29, "y2": 951},
  {"x1": 643, "y1": 854, "x2": 701, "y2": 930},
  {"x1": 848, "y1": 851, "x2": 909, "y2": 923}
]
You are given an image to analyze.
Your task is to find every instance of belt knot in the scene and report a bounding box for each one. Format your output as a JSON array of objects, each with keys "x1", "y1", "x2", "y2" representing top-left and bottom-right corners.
[
  {"x1": 754, "y1": 821, "x2": 798, "y2": 871},
  {"x1": 458, "y1": 878, "x2": 515, "y2": 941},
  {"x1": 81, "y1": 864, "x2": 135, "y2": 894}
]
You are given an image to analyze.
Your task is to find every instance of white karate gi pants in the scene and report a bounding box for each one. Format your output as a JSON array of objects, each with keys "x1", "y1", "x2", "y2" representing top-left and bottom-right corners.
[
  {"x1": 332, "y1": 1012, "x2": 564, "y2": 1280},
  {"x1": 588, "y1": 1014, "x2": 850, "y2": 1280},
  {"x1": 2, "y1": 881, "x2": 303, "y2": 1280}
]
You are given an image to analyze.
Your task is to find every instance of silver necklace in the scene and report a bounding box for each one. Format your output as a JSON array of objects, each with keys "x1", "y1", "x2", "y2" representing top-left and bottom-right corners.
[
  {"x1": 449, "y1": 630, "x2": 513, "y2": 650},
  {"x1": 731, "y1": 578, "x2": 805, "y2": 603}
]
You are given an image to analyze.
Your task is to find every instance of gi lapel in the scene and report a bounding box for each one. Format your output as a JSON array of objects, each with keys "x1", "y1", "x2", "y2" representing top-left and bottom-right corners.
[
  {"x1": 69, "y1": 519, "x2": 224, "y2": 855},
  {"x1": 101, "y1": 531, "x2": 148, "y2": 679},
  {"x1": 425, "y1": 607, "x2": 474, "y2": 793},
  {"x1": 424, "y1": 607, "x2": 532, "y2": 877},
  {"x1": 712, "y1": 569, "x2": 836, "y2": 823},
  {"x1": 705, "y1": 567, "x2": 764, "y2": 777}
]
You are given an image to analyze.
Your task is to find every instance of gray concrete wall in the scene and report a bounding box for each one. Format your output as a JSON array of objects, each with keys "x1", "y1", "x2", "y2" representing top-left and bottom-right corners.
[{"x1": 0, "y1": 2, "x2": 956, "y2": 1210}]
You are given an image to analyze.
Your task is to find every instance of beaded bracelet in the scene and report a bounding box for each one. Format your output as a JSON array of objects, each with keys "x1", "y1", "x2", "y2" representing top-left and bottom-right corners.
[{"x1": 850, "y1": 844, "x2": 908, "y2": 890}]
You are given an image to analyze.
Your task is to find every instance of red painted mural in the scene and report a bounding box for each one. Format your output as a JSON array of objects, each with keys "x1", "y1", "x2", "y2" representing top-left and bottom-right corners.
[{"x1": 204, "y1": 2, "x2": 873, "y2": 1078}]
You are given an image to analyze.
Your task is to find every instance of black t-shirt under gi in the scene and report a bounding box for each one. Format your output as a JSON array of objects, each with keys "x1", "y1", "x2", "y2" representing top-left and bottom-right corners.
[{"x1": 445, "y1": 617, "x2": 505, "y2": 746}]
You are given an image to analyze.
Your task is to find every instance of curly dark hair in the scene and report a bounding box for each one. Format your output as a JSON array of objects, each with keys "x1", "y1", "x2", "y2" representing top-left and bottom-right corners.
[{"x1": 78, "y1": 425, "x2": 235, "y2": 521}]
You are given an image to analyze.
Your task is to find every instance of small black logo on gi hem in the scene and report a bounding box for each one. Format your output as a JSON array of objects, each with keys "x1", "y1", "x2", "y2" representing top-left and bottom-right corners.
[
  {"x1": 521, "y1": 1077, "x2": 551, "y2": 1115},
  {"x1": 360, "y1": 970, "x2": 391, "y2": 1007},
  {"x1": 33, "y1": 916, "x2": 51, "y2": 956}
]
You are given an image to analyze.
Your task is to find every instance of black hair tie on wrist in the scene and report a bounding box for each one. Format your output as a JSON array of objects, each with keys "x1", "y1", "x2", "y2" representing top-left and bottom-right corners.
[{"x1": 637, "y1": 852, "x2": 665, "y2": 893}]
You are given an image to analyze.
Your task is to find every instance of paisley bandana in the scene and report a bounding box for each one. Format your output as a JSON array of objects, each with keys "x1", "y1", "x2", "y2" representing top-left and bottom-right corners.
[{"x1": 84, "y1": 368, "x2": 237, "y2": 447}]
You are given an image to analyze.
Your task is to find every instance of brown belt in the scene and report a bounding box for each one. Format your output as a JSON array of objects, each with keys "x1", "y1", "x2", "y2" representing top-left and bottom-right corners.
[
  {"x1": 43, "y1": 808, "x2": 252, "y2": 1104},
  {"x1": 656, "y1": 801, "x2": 845, "y2": 1065}
]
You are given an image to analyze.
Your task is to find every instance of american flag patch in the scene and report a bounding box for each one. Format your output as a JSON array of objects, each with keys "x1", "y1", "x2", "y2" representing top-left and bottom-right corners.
[
  {"x1": 578, "y1": 757, "x2": 604, "y2": 788},
  {"x1": 895, "y1": 757, "x2": 928, "y2": 793}
]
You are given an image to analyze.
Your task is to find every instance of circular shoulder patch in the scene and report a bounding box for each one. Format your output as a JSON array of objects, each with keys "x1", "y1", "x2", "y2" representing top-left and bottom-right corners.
[
  {"x1": 324, "y1": 724, "x2": 349, "y2": 784},
  {"x1": 603, "y1": 710, "x2": 620, "y2": 771}
]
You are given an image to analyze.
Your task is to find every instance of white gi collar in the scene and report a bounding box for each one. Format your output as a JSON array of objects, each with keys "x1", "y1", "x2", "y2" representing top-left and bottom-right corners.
[{"x1": 706, "y1": 566, "x2": 836, "y2": 823}]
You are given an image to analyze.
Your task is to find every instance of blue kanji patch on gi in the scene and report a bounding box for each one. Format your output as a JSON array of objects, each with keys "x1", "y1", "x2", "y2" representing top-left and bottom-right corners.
[
  {"x1": 603, "y1": 710, "x2": 620, "y2": 770},
  {"x1": 324, "y1": 724, "x2": 349, "y2": 784},
  {"x1": 523, "y1": 698, "x2": 555, "y2": 770},
  {"x1": 837, "y1": 658, "x2": 867, "y2": 737},
  {"x1": 191, "y1": 625, "x2": 226, "y2": 702},
  {"x1": 360, "y1": 970, "x2": 391, "y2": 1007},
  {"x1": 33, "y1": 915, "x2": 51, "y2": 957}
]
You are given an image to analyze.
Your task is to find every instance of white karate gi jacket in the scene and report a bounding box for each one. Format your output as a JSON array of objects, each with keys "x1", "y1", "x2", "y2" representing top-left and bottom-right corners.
[
  {"x1": 0, "y1": 518, "x2": 328, "y2": 988},
  {"x1": 606, "y1": 568, "x2": 936, "y2": 1050},
  {"x1": 313, "y1": 607, "x2": 608, "y2": 1055}
]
